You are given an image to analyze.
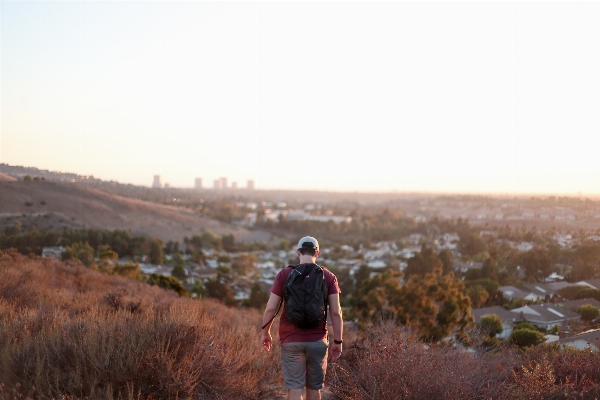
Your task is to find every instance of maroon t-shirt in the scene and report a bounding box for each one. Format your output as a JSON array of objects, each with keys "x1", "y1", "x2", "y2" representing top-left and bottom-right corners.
[{"x1": 271, "y1": 264, "x2": 341, "y2": 344}]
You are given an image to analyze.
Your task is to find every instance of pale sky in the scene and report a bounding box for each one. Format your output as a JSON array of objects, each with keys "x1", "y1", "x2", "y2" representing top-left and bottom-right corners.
[{"x1": 2, "y1": 1, "x2": 600, "y2": 194}]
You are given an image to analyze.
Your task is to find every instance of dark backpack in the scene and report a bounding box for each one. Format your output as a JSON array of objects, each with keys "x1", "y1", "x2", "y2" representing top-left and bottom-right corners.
[
  {"x1": 261, "y1": 264, "x2": 328, "y2": 330},
  {"x1": 283, "y1": 264, "x2": 328, "y2": 329}
]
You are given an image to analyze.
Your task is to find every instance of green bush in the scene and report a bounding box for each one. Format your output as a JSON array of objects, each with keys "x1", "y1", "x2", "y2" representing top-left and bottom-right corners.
[
  {"x1": 576, "y1": 304, "x2": 600, "y2": 321},
  {"x1": 575, "y1": 288, "x2": 600, "y2": 302},
  {"x1": 479, "y1": 314, "x2": 503, "y2": 337},
  {"x1": 147, "y1": 273, "x2": 188, "y2": 296},
  {"x1": 514, "y1": 321, "x2": 536, "y2": 331},
  {"x1": 510, "y1": 328, "x2": 546, "y2": 348}
]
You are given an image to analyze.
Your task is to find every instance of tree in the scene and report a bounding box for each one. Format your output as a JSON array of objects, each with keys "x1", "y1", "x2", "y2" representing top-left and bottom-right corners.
[
  {"x1": 205, "y1": 266, "x2": 237, "y2": 306},
  {"x1": 201, "y1": 231, "x2": 222, "y2": 251},
  {"x1": 466, "y1": 285, "x2": 489, "y2": 308},
  {"x1": 555, "y1": 285, "x2": 586, "y2": 300},
  {"x1": 231, "y1": 253, "x2": 257, "y2": 276},
  {"x1": 353, "y1": 265, "x2": 371, "y2": 287},
  {"x1": 276, "y1": 238, "x2": 291, "y2": 251},
  {"x1": 521, "y1": 248, "x2": 552, "y2": 282},
  {"x1": 479, "y1": 314, "x2": 503, "y2": 337},
  {"x1": 576, "y1": 304, "x2": 600, "y2": 321},
  {"x1": 438, "y1": 249, "x2": 454, "y2": 275},
  {"x1": 170, "y1": 252, "x2": 187, "y2": 280},
  {"x1": 351, "y1": 269, "x2": 473, "y2": 342},
  {"x1": 459, "y1": 233, "x2": 487, "y2": 257},
  {"x1": 4, "y1": 221, "x2": 22, "y2": 236},
  {"x1": 575, "y1": 288, "x2": 600, "y2": 302},
  {"x1": 480, "y1": 257, "x2": 498, "y2": 280},
  {"x1": 404, "y1": 245, "x2": 443, "y2": 278},
  {"x1": 143, "y1": 238, "x2": 163, "y2": 265},
  {"x1": 113, "y1": 261, "x2": 143, "y2": 280},
  {"x1": 221, "y1": 234, "x2": 236, "y2": 252},
  {"x1": 243, "y1": 282, "x2": 269, "y2": 309},
  {"x1": 567, "y1": 258, "x2": 596, "y2": 282},
  {"x1": 509, "y1": 328, "x2": 545, "y2": 348},
  {"x1": 147, "y1": 273, "x2": 188, "y2": 296},
  {"x1": 63, "y1": 241, "x2": 95, "y2": 268}
]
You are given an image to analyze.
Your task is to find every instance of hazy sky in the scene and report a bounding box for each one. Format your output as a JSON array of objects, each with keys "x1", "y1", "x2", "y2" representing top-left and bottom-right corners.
[{"x1": 2, "y1": 1, "x2": 600, "y2": 194}]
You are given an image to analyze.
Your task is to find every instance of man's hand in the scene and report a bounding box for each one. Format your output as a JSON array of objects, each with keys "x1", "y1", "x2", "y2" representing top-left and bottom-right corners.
[
  {"x1": 330, "y1": 342, "x2": 342, "y2": 362},
  {"x1": 261, "y1": 331, "x2": 273, "y2": 352}
]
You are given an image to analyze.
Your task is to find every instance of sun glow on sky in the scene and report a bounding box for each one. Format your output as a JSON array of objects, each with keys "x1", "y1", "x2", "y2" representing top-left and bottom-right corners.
[{"x1": 2, "y1": 1, "x2": 600, "y2": 194}]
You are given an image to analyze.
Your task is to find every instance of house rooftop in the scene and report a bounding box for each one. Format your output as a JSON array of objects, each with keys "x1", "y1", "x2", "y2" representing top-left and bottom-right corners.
[
  {"x1": 579, "y1": 279, "x2": 600, "y2": 290},
  {"x1": 511, "y1": 304, "x2": 580, "y2": 323},
  {"x1": 560, "y1": 298, "x2": 600, "y2": 311},
  {"x1": 559, "y1": 328, "x2": 600, "y2": 348},
  {"x1": 471, "y1": 306, "x2": 518, "y2": 324}
]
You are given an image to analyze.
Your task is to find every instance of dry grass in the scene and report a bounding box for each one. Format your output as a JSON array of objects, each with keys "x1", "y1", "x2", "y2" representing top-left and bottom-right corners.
[
  {"x1": 326, "y1": 322, "x2": 600, "y2": 400},
  {"x1": 9, "y1": 247, "x2": 600, "y2": 400},
  {"x1": 0, "y1": 249, "x2": 281, "y2": 399}
]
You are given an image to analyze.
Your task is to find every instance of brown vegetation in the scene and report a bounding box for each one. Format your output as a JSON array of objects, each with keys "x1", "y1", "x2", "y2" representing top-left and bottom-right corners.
[
  {"x1": 0, "y1": 249, "x2": 281, "y2": 399},
  {"x1": 8, "y1": 248, "x2": 600, "y2": 399},
  {"x1": 326, "y1": 322, "x2": 600, "y2": 400}
]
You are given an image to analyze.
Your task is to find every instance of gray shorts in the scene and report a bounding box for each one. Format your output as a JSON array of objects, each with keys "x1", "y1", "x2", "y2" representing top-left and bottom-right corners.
[{"x1": 280, "y1": 340, "x2": 328, "y2": 390}]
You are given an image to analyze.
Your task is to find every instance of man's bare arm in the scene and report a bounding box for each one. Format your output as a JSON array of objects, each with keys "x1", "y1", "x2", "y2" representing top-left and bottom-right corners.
[
  {"x1": 328, "y1": 293, "x2": 343, "y2": 361},
  {"x1": 261, "y1": 292, "x2": 282, "y2": 351}
]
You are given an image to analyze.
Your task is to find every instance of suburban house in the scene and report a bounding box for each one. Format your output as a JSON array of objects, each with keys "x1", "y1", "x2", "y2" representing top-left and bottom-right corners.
[
  {"x1": 471, "y1": 306, "x2": 519, "y2": 339},
  {"x1": 559, "y1": 329, "x2": 600, "y2": 351},
  {"x1": 41, "y1": 246, "x2": 65, "y2": 260},
  {"x1": 510, "y1": 304, "x2": 581, "y2": 331},
  {"x1": 472, "y1": 300, "x2": 592, "y2": 338},
  {"x1": 577, "y1": 279, "x2": 600, "y2": 290},
  {"x1": 500, "y1": 282, "x2": 587, "y2": 302},
  {"x1": 562, "y1": 298, "x2": 600, "y2": 311},
  {"x1": 454, "y1": 261, "x2": 483, "y2": 274},
  {"x1": 499, "y1": 286, "x2": 532, "y2": 301}
]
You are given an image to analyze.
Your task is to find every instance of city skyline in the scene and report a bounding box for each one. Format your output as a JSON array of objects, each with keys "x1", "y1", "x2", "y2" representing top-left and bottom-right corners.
[{"x1": 2, "y1": 2, "x2": 600, "y2": 194}]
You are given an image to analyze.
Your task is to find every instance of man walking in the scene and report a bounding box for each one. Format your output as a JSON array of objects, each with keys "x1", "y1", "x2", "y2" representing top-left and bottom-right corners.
[{"x1": 261, "y1": 236, "x2": 343, "y2": 400}]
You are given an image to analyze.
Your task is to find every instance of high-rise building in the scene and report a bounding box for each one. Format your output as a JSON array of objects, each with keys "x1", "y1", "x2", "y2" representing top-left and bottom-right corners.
[
  {"x1": 195, "y1": 178, "x2": 203, "y2": 190},
  {"x1": 231, "y1": 181, "x2": 238, "y2": 190},
  {"x1": 152, "y1": 175, "x2": 162, "y2": 189},
  {"x1": 213, "y1": 179, "x2": 221, "y2": 190},
  {"x1": 247, "y1": 180, "x2": 255, "y2": 190},
  {"x1": 220, "y1": 177, "x2": 228, "y2": 189},
  {"x1": 164, "y1": 183, "x2": 171, "y2": 189}
]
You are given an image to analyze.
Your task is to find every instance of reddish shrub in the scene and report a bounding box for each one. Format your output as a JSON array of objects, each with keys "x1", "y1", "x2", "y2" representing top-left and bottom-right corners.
[{"x1": 0, "y1": 250, "x2": 280, "y2": 399}]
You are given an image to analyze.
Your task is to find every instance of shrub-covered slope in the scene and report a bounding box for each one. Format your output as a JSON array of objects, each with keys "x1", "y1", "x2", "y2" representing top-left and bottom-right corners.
[{"x1": 0, "y1": 250, "x2": 280, "y2": 399}]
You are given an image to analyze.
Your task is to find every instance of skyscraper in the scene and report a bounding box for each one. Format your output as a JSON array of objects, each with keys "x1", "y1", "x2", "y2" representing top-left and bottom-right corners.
[
  {"x1": 231, "y1": 181, "x2": 238, "y2": 190},
  {"x1": 213, "y1": 179, "x2": 221, "y2": 190},
  {"x1": 247, "y1": 180, "x2": 255, "y2": 190},
  {"x1": 220, "y1": 177, "x2": 228, "y2": 189},
  {"x1": 195, "y1": 178, "x2": 203, "y2": 190},
  {"x1": 152, "y1": 175, "x2": 162, "y2": 189}
]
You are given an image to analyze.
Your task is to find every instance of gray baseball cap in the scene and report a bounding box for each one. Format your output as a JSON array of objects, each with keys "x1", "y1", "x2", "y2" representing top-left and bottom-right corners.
[{"x1": 297, "y1": 236, "x2": 319, "y2": 250}]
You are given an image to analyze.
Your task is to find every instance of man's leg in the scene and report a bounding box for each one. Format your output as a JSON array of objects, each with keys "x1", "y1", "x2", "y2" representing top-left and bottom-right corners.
[
  {"x1": 304, "y1": 340, "x2": 328, "y2": 399},
  {"x1": 281, "y1": 343, "x2": 307, "y2": 399},
  {"x1": 287, "y1": 388, "x2": 320, "y2": 400},
  {"x1": 288, "y1": 388, "x2": 304, "y2": 400}
]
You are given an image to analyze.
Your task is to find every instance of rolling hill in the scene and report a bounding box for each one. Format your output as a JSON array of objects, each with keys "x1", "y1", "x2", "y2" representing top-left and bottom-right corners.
[
  {"x1": 0, "y1": 180, "x2": 273, "y2": 243},
  {"x1": 0, "y1": 172, "x2": 17, "y2": 181}
]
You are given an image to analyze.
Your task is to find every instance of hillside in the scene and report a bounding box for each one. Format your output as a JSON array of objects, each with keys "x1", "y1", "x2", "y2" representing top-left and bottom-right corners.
[
  {"x1": 0, "y1": 250, "x2": 282, "y2": 399},
  {"x1": 0, "y1": 181, "x2": 272, "y2": 243},
  {"x1": 0, "y1": 172, "x2": 16, "y2": 182}
]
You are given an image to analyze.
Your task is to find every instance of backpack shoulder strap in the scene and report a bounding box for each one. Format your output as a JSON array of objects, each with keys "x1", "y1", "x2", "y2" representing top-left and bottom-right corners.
[{"x1": 260, "y1": 265, "x2": 295, "y2": 330}]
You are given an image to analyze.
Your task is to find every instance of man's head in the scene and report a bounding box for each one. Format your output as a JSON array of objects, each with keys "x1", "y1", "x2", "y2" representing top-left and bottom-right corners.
[{"x1": 297, "y1": 236, "x2": 319, "y2": 257}]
